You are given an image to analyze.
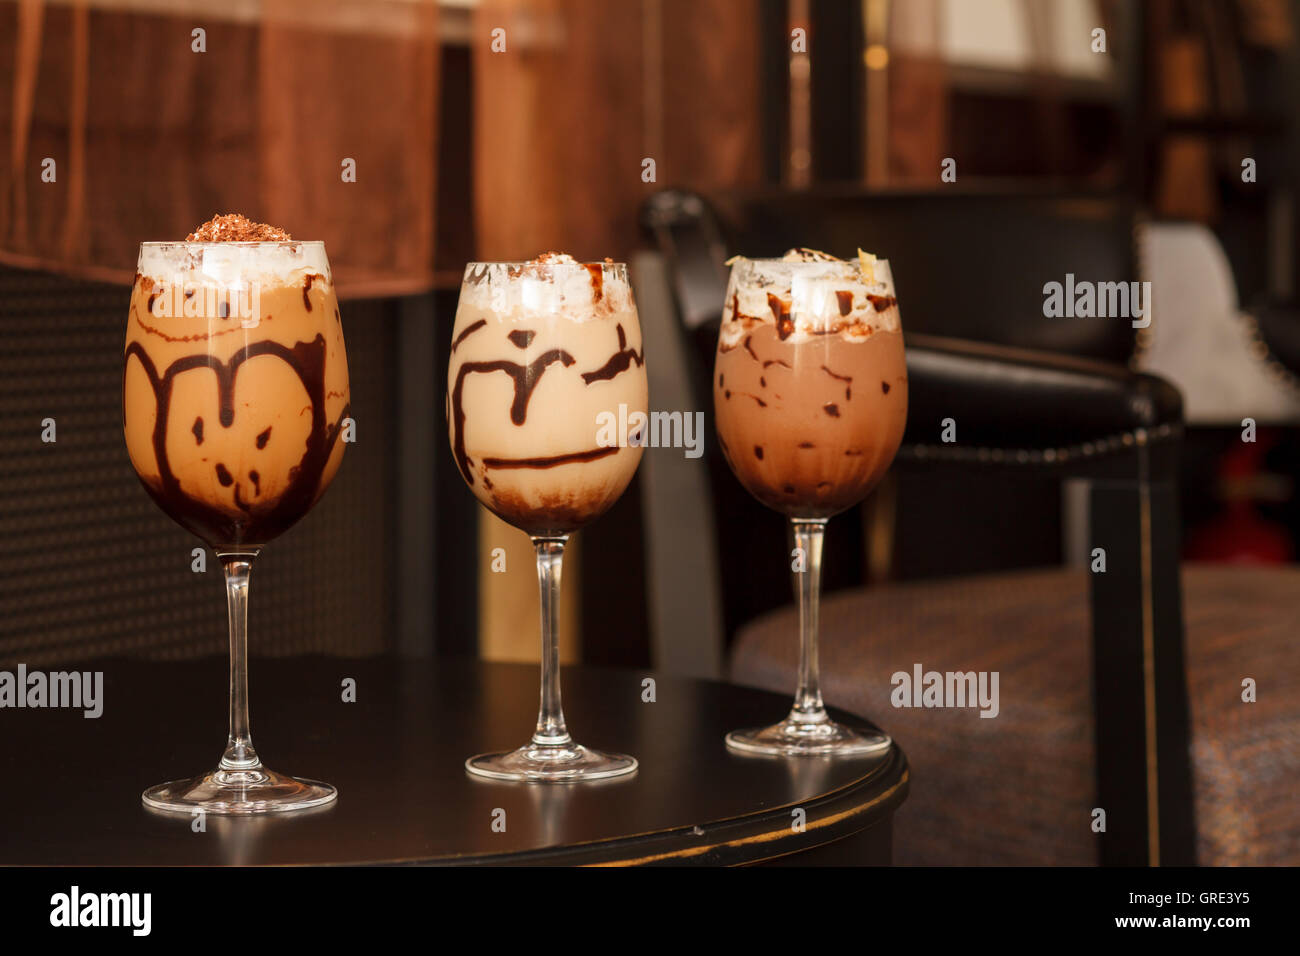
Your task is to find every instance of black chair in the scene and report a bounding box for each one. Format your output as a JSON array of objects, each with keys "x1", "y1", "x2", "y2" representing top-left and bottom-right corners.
[{"x1": 634, "y1": 188, "x2": 1193, "y2": 866}]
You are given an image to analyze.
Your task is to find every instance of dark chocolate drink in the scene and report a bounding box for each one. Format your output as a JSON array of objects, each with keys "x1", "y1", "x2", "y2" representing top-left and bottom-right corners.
[
  {"x1": 712, "y1": 248, "x2": 907, "y2": 759},
  {"x1": 713, "y1": 251, "x2": 906, "y2": 518}
]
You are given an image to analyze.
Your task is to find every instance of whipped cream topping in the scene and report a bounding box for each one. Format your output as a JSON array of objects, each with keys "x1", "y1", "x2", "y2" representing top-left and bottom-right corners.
[
  {"x1": 720, "y1": 248, "x2": 899, "y2": 346},
  {"x1": 779, "y1": 247, "x2": 844, "y2": 263},
  {"x1": 137, "y1": 241, "x2": 332, "y2": 288},
  {"x1": 459, "y1": 254, "x2": 634, "y2": 322}
]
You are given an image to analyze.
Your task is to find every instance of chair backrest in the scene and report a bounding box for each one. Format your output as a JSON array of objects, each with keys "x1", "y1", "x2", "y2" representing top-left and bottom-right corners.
[{"x1": 630, "y1": 250, "x2": 726, "y2": 678}]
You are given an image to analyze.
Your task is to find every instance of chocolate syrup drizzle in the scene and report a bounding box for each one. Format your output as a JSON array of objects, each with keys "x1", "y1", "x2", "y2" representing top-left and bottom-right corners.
[
  {"x1": 482, "y1": 447, "x2": 619, "y2": 470},
  {"x1": 451, "y1": 319, "x2": 487, "y2": 353},
  {"x1": 125, "y1": 333, "x2": 349, "y2": 547},
  {"x1": 580, "y1": 325, "x2": 644, "y2": 384},
  {"x1": 821, "y1": 364, "x2": 852, "y2": 400},
  {"x1": 450, "y1": 350, "x2": 574, "y2": 487},
  {"x1": 767, "y1": 294, "x2": 795, "y2": 340},
  {"x1": 450, "y1": 323, "x2": 645, "y2": 487},
  {"x1": 302, "y1": 273, "x2": 323, "y2": 311},
  {"x1": 584, "y1": 264, "x2": 605, "y2": 302}
]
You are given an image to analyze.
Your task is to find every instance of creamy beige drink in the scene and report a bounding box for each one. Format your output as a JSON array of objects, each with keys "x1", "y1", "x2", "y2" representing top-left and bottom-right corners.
[
  {"x1": 123, "y1": 216, "x2": 350, "y2": 548},
  {"x1": 447, "y1": 255, "x2": 647, "y2": 536},
  {"x1": 449, "y1": 254, "x2": 647, "y2": 781},
  {"x1": 713, "y1": 249, "x2": 906, "y2": 518}
]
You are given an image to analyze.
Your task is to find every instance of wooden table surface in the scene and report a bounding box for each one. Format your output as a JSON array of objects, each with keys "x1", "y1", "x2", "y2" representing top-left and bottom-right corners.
[{"x1": 0, "y1": 658, "x2": 908, "y2": 865}]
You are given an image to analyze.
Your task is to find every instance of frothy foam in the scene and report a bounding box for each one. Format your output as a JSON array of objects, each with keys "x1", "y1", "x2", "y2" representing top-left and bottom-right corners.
[
  {"x1": 721, "y1": 249, "x2": 899, "y2": 347},
  {"x1": 458, "y1": 257, "x2": 634, "y2": 322}
]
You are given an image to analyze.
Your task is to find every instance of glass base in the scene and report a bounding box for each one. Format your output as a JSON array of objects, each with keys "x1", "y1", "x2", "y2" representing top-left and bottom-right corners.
[
  {"x1": 726, "y1": 715, "x2": 891, "y2": 757},
  {"x1": 466, "y1": 741, "x2": 638, "y2": 783},
  {"x1": 142, "y1": 765, "x2": 337, "y2": 815}
]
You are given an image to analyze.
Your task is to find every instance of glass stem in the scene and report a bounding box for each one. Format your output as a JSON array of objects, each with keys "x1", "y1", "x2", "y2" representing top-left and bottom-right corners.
[
  {"x1": 218, "y1": 551, "x2": 261, "y2": 771},
  {"x1": 790, "y1": 518, "x2": 829, "y2": 724},
  {"x1": 531, "y1": 536, "x2": 573, "y2": 748}
]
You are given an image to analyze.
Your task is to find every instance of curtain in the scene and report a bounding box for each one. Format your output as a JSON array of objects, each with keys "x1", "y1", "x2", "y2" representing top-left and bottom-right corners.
[
  {"x1": 471, "y1": 0, "x2": 762, "y2": 261},
  {"x1": 0, "y1": 0, "x2": 439, "y2": 296}
]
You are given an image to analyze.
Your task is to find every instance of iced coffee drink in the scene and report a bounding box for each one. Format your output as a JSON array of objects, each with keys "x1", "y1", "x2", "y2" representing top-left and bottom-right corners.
[
  {"x1": 447, "y1": 254, "x2": 647, "y2": 781},
  {"x1": 713, "y1": 248, "x2": 906, "y2": 757},
  {"x1": 123, "y1": 216, "x2": 350, "y2": 549},
  {"x1": 447, "y1": 255, "x2": 647, "y2": 536},
  {"x1": 124, "y1": 214, "x2": 349, "y2": 814},
  {"x1": 713, "y1": 249, "x2": 906, "y2": 517}
]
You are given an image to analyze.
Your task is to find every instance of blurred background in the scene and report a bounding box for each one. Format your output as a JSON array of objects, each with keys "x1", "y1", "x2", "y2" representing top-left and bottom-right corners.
[{"x1": 1, "y1": 0, "x2": 1298, "y2": 865}]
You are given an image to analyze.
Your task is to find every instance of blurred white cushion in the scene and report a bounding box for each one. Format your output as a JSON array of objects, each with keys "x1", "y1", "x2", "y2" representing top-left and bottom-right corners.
[{"x1": 1139, "y1": 221, "x2": 1300, "y2": 425}]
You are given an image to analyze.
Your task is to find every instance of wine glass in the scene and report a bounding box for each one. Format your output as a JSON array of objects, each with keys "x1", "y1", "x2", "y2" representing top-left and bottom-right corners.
[
  {"x1": 123, "y1": 240, "x2": 350, "y2": 812},
  {"x1": 713, "y1": 251, "x2": 907, "y2": 756},
  {"x1": 447, "y1": 258, "x2": 647, "y2": 781}
]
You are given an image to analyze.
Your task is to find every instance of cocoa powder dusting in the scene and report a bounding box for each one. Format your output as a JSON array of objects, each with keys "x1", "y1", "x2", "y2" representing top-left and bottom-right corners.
[{"x1": 186, "y1": 213, "x2": 293, "y2": 242}]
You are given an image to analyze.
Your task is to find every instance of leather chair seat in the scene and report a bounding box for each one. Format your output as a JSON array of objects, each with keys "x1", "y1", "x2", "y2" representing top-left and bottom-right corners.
[{"x1": 730, "y1": 564, "x2": 1300, "y2": 866}]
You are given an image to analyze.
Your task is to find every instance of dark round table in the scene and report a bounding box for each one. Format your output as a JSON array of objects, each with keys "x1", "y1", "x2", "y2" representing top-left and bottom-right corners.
[{"x1": 1, "y1": 658, "x2": 908, "y2": 865}]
